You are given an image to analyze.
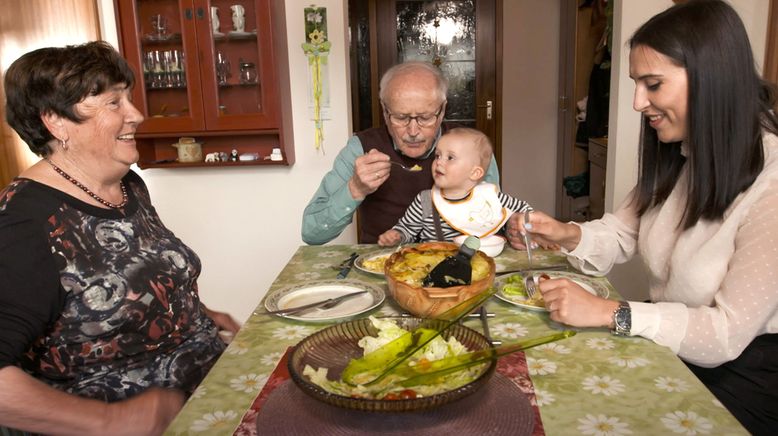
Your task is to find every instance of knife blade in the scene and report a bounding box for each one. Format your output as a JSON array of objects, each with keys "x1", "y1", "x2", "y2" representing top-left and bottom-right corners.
[
  {"x1": 263, "y1": 290, "x2": 368, "y2": 316},
  {"x1": 337, "y1": 252, "x2": 359, "y2": 279}
]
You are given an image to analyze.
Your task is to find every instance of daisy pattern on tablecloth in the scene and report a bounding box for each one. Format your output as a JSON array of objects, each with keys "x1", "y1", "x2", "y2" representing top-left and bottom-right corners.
[
  {"x1": 533, "y1": 388, "x2": 556, "y2": 406},
  {"x1": 492, "y1": 322, "x2": 528, "y2": 338},
  {"x1": 294, "y1": 271, "x2": 321, "y2": 281},
  {"x1": 660, "y1": 411, "x2": 713, "y2": 435},
  {"x1": 535, "y1": 342, "x2": 572, "y2": 354},
  {"x1": 317, "y1": 250, "x2": 341, "y2": 258},
  {"x1": 311, "y1": 262, "x2": 333, "y2": 270},
  {"x1": 226, "y1": 341, "x2": 249, "y2": 355},
  {"x1": 272, "y1": 325, "x2": 313, "y2": 340},
  {"x1": 607, "y1": 355, "x2": 650, "y2": 368},
  {"x1": 189, "y1": 410, "x2": 239, "y2": 433},
  {"x1": 654, "y1": 376, "x2": 690, "y2": 393},
  {"x1": 582, "y1": 375, "x2": 625, "y2": 396},
  {"x1": 526, "y1": 357, "x2": 558, "y2": 375},
  {"x1": 586, "y1": 337, "x2": 616, "y2": 350},
  {"x1": 190, "y1": 385, "x2": 207, "y2": 400},
  {"x1": 379, "y1": 305, "x2": 400, "y2": 316},
  {"x1": 260, "y1": 351, "x2": 284, "y2": 366},
  {"x1": 230, "y1": 373, "x2": 269, "y2": 393},
  {"x1": 577, "y1": 414, "x2": 633, "y2": 436}
]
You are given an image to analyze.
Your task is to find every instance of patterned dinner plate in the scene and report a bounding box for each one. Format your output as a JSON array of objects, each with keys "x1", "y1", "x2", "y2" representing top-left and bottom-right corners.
[
  {"x1": 353, "y1": 248, "x2": 397, "y2": 276},
  {"x1": 263, "y1": 280, "x2": 385, "y2": 322},
  {"x1": 494, "y1": 270, "x2": 609, "y2": 312}
]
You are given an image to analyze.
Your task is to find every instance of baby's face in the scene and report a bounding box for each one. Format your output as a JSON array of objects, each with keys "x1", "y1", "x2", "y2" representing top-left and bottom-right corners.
[{"x1": 432, "y1": 135, "x2": 481, "y2": 192}]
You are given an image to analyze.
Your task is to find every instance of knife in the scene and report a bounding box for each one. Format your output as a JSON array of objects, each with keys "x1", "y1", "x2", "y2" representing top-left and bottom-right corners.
[
  {"x1": 337, "y1": 252, "x2": 359, "y2": 279},
  {"x1": 263, "y1": 290, "x2": 368, "y2": 316}
]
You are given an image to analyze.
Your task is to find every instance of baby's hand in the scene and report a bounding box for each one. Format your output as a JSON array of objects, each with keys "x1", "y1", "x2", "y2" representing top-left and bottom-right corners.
[{"x1": 378, "y1": 229, "x2": 402, "y2": 247}]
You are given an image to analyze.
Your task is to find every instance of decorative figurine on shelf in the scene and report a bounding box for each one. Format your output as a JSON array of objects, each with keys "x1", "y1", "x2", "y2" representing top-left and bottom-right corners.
[
  {"x1": 229, "y1": 149, "x2": 239, "y2": 162},
  {"x1": 205, "y1": 152, "x2": 218, "y2": 163},
  {"x1": 210, "y1": 7, "x2": 221, "y2": 35},
  {"x1": 231, "y1": 4, "x2": 245, "y2": 33}
]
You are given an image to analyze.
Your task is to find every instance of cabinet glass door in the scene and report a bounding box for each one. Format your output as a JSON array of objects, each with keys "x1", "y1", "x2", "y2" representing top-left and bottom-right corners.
[
  {"x1": 199, "y1": 0, "x2": 278, "y2": 130},
  {"x1": 117, "y1": 0, "x2": 206, "y2": 133}
]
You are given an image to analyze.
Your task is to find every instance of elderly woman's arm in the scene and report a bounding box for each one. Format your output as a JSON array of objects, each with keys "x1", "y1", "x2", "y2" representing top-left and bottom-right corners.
[{"x1": 0, "y1": 366, "x2": 184, "y2": 435}]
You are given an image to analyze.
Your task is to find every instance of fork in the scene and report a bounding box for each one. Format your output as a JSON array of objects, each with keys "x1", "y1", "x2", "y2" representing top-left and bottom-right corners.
[
  {"x1": 524, "y1": 275, "x2": 538, "y2": 300},
  {"x1": 389, "y1": 161, "x2": 423, "y2": 172},
  {"x1": 523, "y1": 211, "x2": 533, "y2": 267}
]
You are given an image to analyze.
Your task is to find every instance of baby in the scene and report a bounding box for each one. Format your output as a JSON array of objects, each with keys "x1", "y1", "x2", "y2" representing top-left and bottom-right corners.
[{"x1": 378, "y1": 127, "x2": 532, "y2": 246}]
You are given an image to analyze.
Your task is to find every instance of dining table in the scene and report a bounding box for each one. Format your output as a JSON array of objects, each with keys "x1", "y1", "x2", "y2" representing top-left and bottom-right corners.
[{"x1": 164, "y1": 244, "x2": 746, "y2": 435}]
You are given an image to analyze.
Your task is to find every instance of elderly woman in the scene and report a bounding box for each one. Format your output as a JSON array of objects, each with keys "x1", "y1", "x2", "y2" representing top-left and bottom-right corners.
[{"x1": 0, "y1": 41, "x2": 239, "y2": 434}]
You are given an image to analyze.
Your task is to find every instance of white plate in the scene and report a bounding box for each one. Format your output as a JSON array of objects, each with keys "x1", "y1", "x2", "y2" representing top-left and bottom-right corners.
[
  {"x1": 263, "y1": 280, "x2": 385, "y2": 322},
  {"x1": 494, "y1": 270, "x2": 610, "y2": 312},
  {"x1": 354, "y1": 249, "x2": 396, "y2": 276},
  {"x1": 228, "y1": 31, "x2": 254, "y2": 37}
]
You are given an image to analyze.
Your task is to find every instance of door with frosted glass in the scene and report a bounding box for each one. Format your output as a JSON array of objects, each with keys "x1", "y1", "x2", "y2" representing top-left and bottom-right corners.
[{"x1": 349, "y1": 0, "x2": 500, "y2": 165}]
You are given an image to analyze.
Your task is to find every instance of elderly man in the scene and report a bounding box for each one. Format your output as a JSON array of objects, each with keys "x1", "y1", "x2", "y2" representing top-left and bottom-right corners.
[{"x1": 302, "y1": 61, "x2": 500, "y2": 244}]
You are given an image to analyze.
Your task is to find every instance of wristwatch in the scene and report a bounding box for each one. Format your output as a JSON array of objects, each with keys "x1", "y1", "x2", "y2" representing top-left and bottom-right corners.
[{"x1": 611, "y1": 301, "x2": 631, "y2": 336}]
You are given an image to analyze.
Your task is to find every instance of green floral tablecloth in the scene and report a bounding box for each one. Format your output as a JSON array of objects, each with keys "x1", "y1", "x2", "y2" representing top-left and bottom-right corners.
[{"x1": 165, "y1": 245, "x2": 746, "y2": 435}]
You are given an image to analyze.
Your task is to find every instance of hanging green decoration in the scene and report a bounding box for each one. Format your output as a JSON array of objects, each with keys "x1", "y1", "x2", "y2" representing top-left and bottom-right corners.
[{"x1": 302, "y1": 6, "x2": 331, "y2": 152}]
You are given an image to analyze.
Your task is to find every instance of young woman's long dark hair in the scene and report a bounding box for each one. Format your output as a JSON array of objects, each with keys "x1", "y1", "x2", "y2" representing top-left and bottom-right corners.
[{"x1": 629, "y1": 0, "x2": 778, "y2": 229}]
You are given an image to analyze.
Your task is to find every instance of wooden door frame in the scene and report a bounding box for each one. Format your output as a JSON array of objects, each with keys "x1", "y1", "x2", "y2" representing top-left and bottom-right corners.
[
  {"x1": 765, "y1": 0, "x2": 778, "y2": 86},
  {"x1": 352, "y1": 0, "x2": 503, "y2": 170},
  {"x1": 555, "y1": 0, "x2": 576, "y2": 220}
]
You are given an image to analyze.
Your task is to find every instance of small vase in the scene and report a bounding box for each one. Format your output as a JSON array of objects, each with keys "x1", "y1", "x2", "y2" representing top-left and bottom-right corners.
[{"x1": 230, "y1": 5, "x2": 245, "y2": 32}]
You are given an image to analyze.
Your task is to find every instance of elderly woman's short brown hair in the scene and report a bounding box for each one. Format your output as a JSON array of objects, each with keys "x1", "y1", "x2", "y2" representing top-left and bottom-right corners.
[{"x1": 4, "y1": 41, "x2": 135, "y2": 156}]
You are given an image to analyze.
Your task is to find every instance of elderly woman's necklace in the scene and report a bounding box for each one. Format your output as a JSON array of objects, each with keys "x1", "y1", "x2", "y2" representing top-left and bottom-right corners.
[{"x1": 45, "y1": 159, "x2": 128, "y2": 209}]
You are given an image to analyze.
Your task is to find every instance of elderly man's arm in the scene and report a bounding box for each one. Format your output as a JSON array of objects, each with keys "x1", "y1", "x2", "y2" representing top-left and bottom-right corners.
[
  {"x1": 484, "y1": 155, "x2": 500, "y2": 185},
  {"x1": 301, "y1": 138, "x2": 364, "y2": 245}
]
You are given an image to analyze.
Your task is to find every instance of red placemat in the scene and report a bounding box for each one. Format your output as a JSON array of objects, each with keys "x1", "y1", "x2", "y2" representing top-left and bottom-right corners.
[{"x1": 233, "y1": 348, "x2": 545, "y2": 436}]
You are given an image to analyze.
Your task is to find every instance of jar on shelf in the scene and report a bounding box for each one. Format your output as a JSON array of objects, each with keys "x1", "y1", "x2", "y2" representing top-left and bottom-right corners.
[{"x1": 239, "y1": 62, "x2": 258, "y2": 84}]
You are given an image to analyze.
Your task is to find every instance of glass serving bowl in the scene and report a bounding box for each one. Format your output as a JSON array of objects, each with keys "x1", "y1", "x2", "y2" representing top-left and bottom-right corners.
[{"x1": 287, "y1": 316, "x2": 496, "y2": 412}]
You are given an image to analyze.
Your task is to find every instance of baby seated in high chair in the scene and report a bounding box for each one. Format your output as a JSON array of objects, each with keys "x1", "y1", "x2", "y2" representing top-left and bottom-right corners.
[{"x1": 378, "y1": 127, "x2": 533, "y2": 253}]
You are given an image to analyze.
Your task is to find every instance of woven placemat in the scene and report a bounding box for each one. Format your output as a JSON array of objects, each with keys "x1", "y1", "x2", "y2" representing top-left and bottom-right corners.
[{"x1": 254, "y1": 373, "x2": 534, "y2": 435}]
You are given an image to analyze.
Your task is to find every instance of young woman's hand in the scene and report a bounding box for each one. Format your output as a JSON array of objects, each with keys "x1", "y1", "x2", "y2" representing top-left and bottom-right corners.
[
  {"x1": 538, "y1": 277, "x2": 618, "y2": 328},
  {"x1": 506, "y1": 210, "x2": 581, "y2": 251}
]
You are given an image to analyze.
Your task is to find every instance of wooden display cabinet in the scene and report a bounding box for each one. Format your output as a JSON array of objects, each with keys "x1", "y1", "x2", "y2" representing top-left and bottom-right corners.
[{"x1": 114, "y1": 0, "x2": 293, "y2": 168}]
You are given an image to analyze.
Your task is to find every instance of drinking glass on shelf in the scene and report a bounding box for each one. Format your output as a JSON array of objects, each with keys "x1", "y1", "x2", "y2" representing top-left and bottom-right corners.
[
  {"x1": 216, "y1": 51, "x2": 231, "y2": 85},
  {"x1": 168, "y1": 49, "x2": 186, "y2": 87},
  {"x1": 143, "y1": 51, "x2": 155, "y2": 87},
  {"x1": 149, "y1": 50, "x2": 165, "y2": 88},
  {"x1": 239, "y1": 62, "x2": 257, "y2": 84}
]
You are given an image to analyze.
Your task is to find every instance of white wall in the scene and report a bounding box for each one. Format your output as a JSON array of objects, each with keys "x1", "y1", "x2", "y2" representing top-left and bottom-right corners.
[
  {"x1": 98, "y1": 0, "x2": 355, "y2": 323},
  {"x1": 500, "y1": 1, "x2": 559, "y2": 214}
]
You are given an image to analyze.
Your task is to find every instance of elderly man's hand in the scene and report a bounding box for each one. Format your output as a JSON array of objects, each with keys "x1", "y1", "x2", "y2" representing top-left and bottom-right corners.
[{"x1": 348, "y1": 149, "x2": 393, "y2": 200}]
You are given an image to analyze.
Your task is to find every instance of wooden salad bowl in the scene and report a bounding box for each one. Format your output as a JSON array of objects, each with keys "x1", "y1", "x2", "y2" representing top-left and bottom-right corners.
[{"x1": 384, "y1": 242, "x2": 496, "y2": 318}]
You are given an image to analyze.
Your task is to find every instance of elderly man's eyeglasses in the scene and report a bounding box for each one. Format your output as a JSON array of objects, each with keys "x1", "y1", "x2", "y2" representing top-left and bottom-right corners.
[{"x1": 382, "y1": 102, "x2": 445, "y2": 127}]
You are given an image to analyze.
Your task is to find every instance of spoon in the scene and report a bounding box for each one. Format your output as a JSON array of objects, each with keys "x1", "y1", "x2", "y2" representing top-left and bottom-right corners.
[{"x1": 390, "y1": 161, "x2": 423, "y2": 172}]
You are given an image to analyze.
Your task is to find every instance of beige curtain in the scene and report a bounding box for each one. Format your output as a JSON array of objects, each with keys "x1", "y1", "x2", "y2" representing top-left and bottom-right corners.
[{"x1": 0, "y1": 0, "x2": 100, "y2": 187}]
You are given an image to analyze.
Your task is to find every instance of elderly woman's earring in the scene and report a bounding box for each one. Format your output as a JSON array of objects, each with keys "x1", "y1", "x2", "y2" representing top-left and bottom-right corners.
[{"x1": 59, "y1": 138, "x2": 68, "y2": 150}]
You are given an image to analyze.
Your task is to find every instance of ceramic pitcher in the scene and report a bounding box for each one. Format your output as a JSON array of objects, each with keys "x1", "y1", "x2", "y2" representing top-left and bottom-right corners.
[{"x1": 172, "y1": 137, "x2": 203, "y2": 162}]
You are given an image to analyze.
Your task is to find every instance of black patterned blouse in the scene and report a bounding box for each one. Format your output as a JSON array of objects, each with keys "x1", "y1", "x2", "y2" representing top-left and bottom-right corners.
[{"x1": 0, "y1": 171, "x2": 224, "y2": 402}]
